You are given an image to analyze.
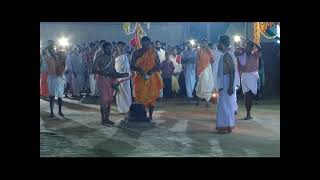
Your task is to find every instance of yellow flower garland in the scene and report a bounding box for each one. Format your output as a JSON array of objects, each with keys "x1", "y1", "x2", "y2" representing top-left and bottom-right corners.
[
  {"x1": 253, "y1": 22, "x2": 261, "y2": 45},
  {"x1": 253, "y1": 22, "x2": 275, "y2": 45}
]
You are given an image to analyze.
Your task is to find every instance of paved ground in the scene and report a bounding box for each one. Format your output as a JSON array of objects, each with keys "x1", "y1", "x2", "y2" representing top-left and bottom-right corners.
[{"x1": 40, "y1": 97, "x2": 280, "y2": 157}]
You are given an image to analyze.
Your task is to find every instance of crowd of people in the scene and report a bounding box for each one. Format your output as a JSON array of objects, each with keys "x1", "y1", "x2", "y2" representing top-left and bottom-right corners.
[{"x1": 40, "y1": 34, "x2": 265, "y2": 134}]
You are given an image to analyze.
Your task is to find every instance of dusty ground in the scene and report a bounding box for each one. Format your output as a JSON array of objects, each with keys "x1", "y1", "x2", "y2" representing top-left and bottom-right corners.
[{"x1": 40, "y1": 97, "x2": 280, "y2": 157}]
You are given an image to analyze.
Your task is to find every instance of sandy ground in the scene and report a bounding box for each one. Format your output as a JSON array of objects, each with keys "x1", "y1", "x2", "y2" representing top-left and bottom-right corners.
[{"x1": 40, "y1": 97, "x2": 280, "y2": 157}]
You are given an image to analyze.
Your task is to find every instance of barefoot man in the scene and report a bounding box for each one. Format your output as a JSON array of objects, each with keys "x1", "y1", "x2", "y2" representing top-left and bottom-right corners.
[{"x1": 130, "y1": 36, "x2": 163, "y2": 120}]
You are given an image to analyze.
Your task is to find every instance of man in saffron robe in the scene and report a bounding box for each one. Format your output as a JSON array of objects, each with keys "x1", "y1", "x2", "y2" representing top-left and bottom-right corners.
[
  {"x1": 195, "y1": 38, "x2": 214, "y2": 107},
  {"x1": 130, "y1": 36, "x2": 163, "y2": 120}
]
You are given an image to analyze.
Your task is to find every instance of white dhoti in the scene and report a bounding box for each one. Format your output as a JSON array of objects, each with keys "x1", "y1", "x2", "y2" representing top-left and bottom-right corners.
[
  {"x1": 216, "y1": 75, "x2": 235, "y2": 130},
  {"x1": 71, "y1": 73, "x2": 85, "y2": 96},
  {"x1": 116, "y1": 80, "x2": 132, "y2": 113},
  {"x1": 241, "y1": 72, "x2": 259, "y2": 95},
  {"x1": 115, "y1": 54, "x2": 132, "y2": 113},
  {"x1": 89, "y1": 74, "x2": 98, "y2": 96},
  {"x1": 196, "y1": 65, "x2": 214, "y2": 102},
  {"x1": 184, "y1": 63, "x2": 196, "y2": 98},
  {"x1": 233, "y1": 87, "x2": 238, "y2": 112},
  {"x1": 48, "y1": 74, "x2": 66, "y2": 98}
]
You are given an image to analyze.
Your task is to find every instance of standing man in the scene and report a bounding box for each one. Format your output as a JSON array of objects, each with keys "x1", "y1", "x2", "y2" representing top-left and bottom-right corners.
[
  {"x1": 88, "y1": 42, "x2": 99, "y2": 97},
  {"x1": 161, "y1": 53, "x2": 175, "y2": 98},
  {"x1": 81, "y1": 44, "x2": 90, "y2": 94},
  {"x1": 216, "y1": 35, "x2": 236, "y2": 134},
  {"x1": 181, "y1": 41, "x2": 197, "y2": 101},
  {"x1": 43, "y1": 40, "x2": 67, "y2": 117},
  {"x1": 170, "y1": 47, "x2": 182, "y2": 96},
  {"x1": 92, "y1": 42, "x2": 124, "y2": 126},
  {"x1": 155, "y1": 40, "x2": 166, "y2": 63},
  {"x1": 195, "y1": 38, "x2": 214, "y2": 107},
  {"x1": 235, "y1": 40, "x2": 261, "y2": 120},
  {"x1": 115, "y1": 41, "x2": 132, "y2": 114},
  {"x1": 64, "y1": 48, "x2": 73, "y2": 97},
  {"x1": 69, "y1": 46, "x2": 85, "y2": 98},
  {"x1": 155, "y1": 40, "x2": 166, "y2": 98},
  {"x1": 131, "y1": 36, "x2": 163, "y2": 120}
]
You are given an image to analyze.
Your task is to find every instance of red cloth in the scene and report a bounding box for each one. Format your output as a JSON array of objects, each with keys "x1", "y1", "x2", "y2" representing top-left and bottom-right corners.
[
  {"x1": 96, "y1": 76, "x2": 117, "y2": 106},
  {"x1": 130, "y1": 38, "x2": 137, "y2": 47},
  {"x1": 176, "y1": 55, "x2": 181, "y2": 63},
  {"x1": 40, "y1": 72, "x2": 49, "y2": 97}
]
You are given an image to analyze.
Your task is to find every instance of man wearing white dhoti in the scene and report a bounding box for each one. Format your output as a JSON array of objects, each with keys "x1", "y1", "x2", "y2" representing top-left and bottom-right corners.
[
  {"x1": 155, "y1": 40, "x2": 166, "y2": 98},
  {"x1": 195, "y1": 38, "x2": 214, "y2": 107},
  {"x1": 170, "y1": 47, "x2": 182, "y2": 96},
  {"x1": 44, "y1": 40, "x2": 67, "y2": 118},
  {"x1": 216, "y1": 35, "x2": 236, "y2": 134},
  {"x1": 235, "y1": 40, "x2": 261, "y2": 120},
  {"x1": 181, "y1": 41, "x2": 197, "y2": 101},
  {"x1": 115, "y1": 41, "x2": 132, "y2": 113},
  {"x1": 87, "y1": 43, "x2": 100, "y2": 97}
]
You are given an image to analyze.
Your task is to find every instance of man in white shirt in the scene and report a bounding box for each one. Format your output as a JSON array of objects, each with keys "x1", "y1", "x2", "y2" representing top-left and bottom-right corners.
[
  {"x1": 170, "y1": 47, "x2": 182, "y2": 96},
  {"x1": 155, "y1": 40, "x2": 165, "y2": 62},
  {"x1": 155, "y1": 40, "x2": 166, "y2": 98}
]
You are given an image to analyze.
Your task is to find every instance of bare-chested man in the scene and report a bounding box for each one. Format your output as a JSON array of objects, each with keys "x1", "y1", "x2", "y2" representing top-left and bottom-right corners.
[
  {"x1": 92, "y1": 42, "x2": 129, "y2": 126},
  {"x1": 43, "y1": 40, "x2": 67, "y2": 118}
]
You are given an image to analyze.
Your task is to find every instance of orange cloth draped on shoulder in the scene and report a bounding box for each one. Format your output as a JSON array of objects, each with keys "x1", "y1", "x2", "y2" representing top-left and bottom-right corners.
[
  {"x1": 196, "y1": 48, "x2": 214, "y2": 76},
  {"x1": 133, "y1": 48, "x2": 163, "y2": 107}
]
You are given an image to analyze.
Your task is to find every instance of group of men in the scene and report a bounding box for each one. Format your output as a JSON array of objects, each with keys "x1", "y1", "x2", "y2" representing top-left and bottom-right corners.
[{"x1": 40, "y1": 34, "x2": 263, "y2": 134}]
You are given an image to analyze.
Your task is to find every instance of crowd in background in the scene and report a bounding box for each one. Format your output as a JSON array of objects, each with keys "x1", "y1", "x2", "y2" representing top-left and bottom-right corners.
[
  {"x1": 40, "y1": 35, "x2": 266, "y2": 133},
  {"x1": 40, "y1": 37, "x2": 265, "y2": 114}
]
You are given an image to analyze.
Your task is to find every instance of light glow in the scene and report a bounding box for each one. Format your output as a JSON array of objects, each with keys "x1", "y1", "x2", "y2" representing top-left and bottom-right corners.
[
  {"x1": 58, "y1": 37, "x2": 69, "y2": 47},
  {"x1": 234, "y1": 35, "x2": 241, "y2": 43},
  {"x1": 190, "y1": 39, "x2": 195, "y2": 46}
]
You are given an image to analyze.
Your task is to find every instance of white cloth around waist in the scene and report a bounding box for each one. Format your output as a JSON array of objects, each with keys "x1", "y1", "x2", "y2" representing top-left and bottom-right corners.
[{"x1": 241, "y1": 71, "x2": 259, "y2": 95}]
